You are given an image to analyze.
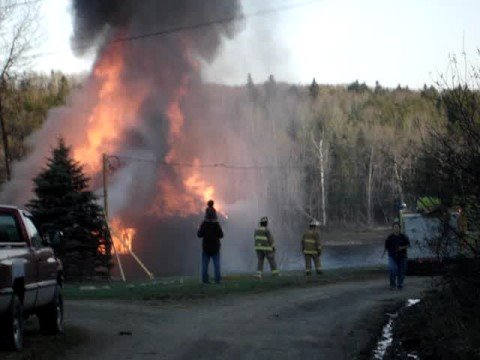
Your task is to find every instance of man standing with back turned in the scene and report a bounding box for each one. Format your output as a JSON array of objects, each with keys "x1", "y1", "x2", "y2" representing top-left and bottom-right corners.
[
  {"x1": 197, "y1": 200, "x2": 224, "y2": 284},
  {"x1": 383, "y1": 221, "x2": 410, "y2": 290},
  {"x1": 302, "y1": 220, "x2": 323, "y2": 275},
  {"x1": 254, "y1": 216, "x2": 279, "y2": 278}
]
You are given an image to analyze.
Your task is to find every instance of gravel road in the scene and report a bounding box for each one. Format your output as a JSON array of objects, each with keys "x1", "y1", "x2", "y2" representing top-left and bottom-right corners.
[{"x1": 59, "y1": 277, "x2": 430, "y2": 360}]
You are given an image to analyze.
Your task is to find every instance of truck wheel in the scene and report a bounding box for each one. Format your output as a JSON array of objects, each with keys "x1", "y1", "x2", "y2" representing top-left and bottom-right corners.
[
  {"x1": 38, "y1": 286, "x2": 63, "y2": 335},
  {"x1": 0, "y1": 294, "x2": 24, "y2": 350}
]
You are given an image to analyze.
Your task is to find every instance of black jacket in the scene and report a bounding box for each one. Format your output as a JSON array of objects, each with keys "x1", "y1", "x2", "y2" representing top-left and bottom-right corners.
[
  {"x1": 385, "y1": 233, "x2": 410, "y2": 259},
  {"x1": 197, "y1": 220, "x2": 224, "y2": 255}
]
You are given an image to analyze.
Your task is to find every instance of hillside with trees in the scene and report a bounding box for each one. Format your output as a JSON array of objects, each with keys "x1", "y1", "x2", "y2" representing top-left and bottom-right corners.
[
  {"x1": 202, "y1": 76, "x2": 442, "y2": 230},
  {"x1": 0, "y1": 72, "x2": 445, "y2": 228},
  {"x1": 0, "y1": 71, "x2": 79, "y2": 183}
]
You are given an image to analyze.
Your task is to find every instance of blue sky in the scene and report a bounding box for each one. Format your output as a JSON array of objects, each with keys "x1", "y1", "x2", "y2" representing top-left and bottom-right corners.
[{"x1": 35, "y1": 0, "x2": 480, "y2": 88}]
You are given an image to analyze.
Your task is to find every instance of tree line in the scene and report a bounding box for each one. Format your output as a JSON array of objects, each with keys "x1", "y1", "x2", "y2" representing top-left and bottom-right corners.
[
  {"x1": 0, "y1": 71, "x2": 80, "y2": 182},
  {"x1": 233, "y1": 75, "x2": 442, "y2": 228}
]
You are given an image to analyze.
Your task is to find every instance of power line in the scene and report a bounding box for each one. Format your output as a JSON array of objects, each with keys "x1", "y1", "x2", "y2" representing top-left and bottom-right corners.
[
  {"x1": 27, "y1": 0, "x2": 320, "y2": 59},
  {"x1": 166, "y1": 161, "x2": 304, "y2": 170},
  {"x1": 107, "y1": 154, "x2": 304, "y2": 170},
  {"x1": 112, "y1": 0, "x2": 319, "y2": 44}
]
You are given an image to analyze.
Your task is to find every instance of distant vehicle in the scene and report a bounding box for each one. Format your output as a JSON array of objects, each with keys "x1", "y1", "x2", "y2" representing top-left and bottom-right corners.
[
  {"x1": 402, "y1": 210, "x2": 461, "y2": 275},
  {"x1": 0, "y1": 206, "x2": 63, "y2": 350}
]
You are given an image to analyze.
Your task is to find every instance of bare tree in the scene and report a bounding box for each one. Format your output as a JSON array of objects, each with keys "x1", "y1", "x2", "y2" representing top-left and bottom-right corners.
[
  {"x1": 311, "y1": 133, "x2": 328, "y2": 226},
  {"x1": 366, "y1": 145, "x2": 374, "y2": 225},
  {"x1": 0, "y1": 0, "x2": 38, "y2": 180}
]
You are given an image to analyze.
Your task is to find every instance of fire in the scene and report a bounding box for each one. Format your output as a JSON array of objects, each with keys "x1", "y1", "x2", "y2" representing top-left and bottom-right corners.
[
  {"x1": 70, "y1": 33, "x2": 224, "y2": 233},
  {"x1": 73, "y1": 41, "x2": 149, "y2": 174},
  {"x1": 150, "y1": 165, "x2": 226, "y2": 218},
  {"x1": 184, "y1": 167, "x2": 227, "y2": 218},
  {"x1": 110, "y1": 218, "x2": 136, "y2": 255},
  {"x1": 152, "y1": 180, "x2": 198, "y2": 217},
  {"x1": 184, "y1": 171, "x2": 215, "y2": 205},
  {"x1": 167, "y1": 80, "x2": 188, "y2": 142},
  {"x1": 151, "y1": 66, "x2": 225, "y2": 218},
  {"x1": 165, "y1": 75, "x2": 189, "y2": 164}
]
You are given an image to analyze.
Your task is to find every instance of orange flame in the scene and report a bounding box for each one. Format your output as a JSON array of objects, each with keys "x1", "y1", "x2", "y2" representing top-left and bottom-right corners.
[
  {"x1": 73, "y1": 42, "x2": 149, "y2": 174},
  {"x1": 110, "y1": 218, "x2": 136, "y2": 255},
  {"x1": 70, "y1": 36, "x2": 225, "y2": 240},
  {"x1": 184, "y1": 164, "x2": 227, "y2": 218},
  {"x1": 151, "y1": 77, "x2": 226, "y2": 218},
  {"x1": 165, "y1": 75, "x2": 188, "y2": 164}
]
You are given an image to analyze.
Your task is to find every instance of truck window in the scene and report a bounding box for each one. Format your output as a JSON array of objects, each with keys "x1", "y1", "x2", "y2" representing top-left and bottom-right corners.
[
  {"x1": 0, "y1": 214, "x2": 22, "y2": 243},
  {"x1": 24, "y1": 216, "x2": 43, "y2": 248}
]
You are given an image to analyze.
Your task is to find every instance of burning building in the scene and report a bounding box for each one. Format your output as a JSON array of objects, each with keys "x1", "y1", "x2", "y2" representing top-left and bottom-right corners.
[{"x1": 1, "y1": 0, "x2": 306, "y2": 278}]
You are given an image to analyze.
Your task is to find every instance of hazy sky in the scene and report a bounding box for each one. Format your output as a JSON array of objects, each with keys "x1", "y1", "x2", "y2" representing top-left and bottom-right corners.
[{"x1": 35, "y1": 0, "x2": 480, "y2": 88}]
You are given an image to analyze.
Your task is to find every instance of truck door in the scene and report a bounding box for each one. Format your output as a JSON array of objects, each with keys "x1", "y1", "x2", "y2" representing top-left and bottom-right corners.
[
  {"x1": 0, "y1": 211, "x2": 36, "y2": 310},
  {"x1": 22, "y1": 216, "x2": 57, "y2": 308}
]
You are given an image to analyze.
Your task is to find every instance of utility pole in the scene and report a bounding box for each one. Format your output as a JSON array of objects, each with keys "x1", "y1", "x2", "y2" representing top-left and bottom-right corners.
[
  {"x1": 101, "y1": 153, "x2": 154, "y2": 281},
  {"x1": 102, "y1": 153, "x2": 126, "y2": 282},
  {"x1": 102, "y1": 153, "x2": 109, "y2": 219},
  {"x1": 103, "y1": 212, "x2": 126, "y2": 283}
]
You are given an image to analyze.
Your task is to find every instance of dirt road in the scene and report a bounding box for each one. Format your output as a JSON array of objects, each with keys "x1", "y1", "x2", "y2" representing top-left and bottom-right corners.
[{"x1": 58, "y1": 277, "x2": 430, "y2": 360}]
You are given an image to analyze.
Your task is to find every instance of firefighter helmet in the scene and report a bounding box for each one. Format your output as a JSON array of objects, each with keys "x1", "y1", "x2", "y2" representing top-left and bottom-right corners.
[
  {"x1": 309, "y1": 219, "x2": 320, "y2": 227},
  {"x1": 260, "y1": 216, "x2": 268, "y2": 224}
]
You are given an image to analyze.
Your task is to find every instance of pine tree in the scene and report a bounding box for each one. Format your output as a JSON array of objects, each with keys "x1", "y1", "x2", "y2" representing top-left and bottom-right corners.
[
  {"x1": 27, "y1": 138, "x2": 112, "y2": 281},
  {"x1": 309, "y1": 78, "x2": 319, "y2": 98},
  {"x1": 264, "y1": 74, "x2": 277, "y2": 100},
  {"x1": 246, "y1": 73, "x2": 258, "y2": 102}
]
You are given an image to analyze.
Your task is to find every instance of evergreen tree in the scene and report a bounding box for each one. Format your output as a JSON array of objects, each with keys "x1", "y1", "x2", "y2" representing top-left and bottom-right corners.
[
  {"x1": 56, "y1": 75, "x2": 70, "y2": 105},
  {"x1": 309, "y1": 78, "x2": 319, "y2": 98},
  {"x1": 264, "y1": 74, "x2": 277, "y2": 100},
  {"x1": 246, "y1": 73, "x2": 258, "y2": 102},
  {"x1": 347, "y1": 79, "x2": 369, "y2": 92},
  {"x1": 27, "y1": 138, "x2": 112, "y2": 280}
]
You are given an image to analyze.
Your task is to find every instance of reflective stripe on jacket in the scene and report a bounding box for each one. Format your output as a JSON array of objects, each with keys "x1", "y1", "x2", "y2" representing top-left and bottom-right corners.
[
  {"x1": 302, "y1": 230, "x2": 321, "y2": 255},
  {"x1": 254, "y1": 227, "x2": 273, "y2": 251}
]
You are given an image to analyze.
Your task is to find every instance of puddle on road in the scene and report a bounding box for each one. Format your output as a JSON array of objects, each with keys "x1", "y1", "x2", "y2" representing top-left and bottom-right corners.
[{"x1": 372, "y1": 299, "x2": 421, "y2": 360}]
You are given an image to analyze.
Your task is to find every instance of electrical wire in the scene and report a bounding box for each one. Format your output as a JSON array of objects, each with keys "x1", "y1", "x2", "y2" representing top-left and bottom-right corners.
[
  {"x1": 27, "y1": 0, "x2": 321, "y2": 59},
  {"x1": 112, "y1": 0, "x2": 319, "y2": 44},
  {"x1": 107, "y1": 154, "x2": 304, "y2": 170}
]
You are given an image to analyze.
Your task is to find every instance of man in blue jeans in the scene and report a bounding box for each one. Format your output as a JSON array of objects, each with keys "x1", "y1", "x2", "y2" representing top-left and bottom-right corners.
[
  {"x1": 197, "y1": 200, "x2": 224, "y2": 284},
  {"x1": 383, "y1": 221, "x2": 410, "y2": 289}
]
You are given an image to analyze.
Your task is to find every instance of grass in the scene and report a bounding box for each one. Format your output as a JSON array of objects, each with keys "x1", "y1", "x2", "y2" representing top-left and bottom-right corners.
[{"x1": 63, "y1": 266, "x2": 386, "y2": 301}]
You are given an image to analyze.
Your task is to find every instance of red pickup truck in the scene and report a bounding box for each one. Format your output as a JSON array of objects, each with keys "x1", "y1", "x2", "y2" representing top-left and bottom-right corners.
[{"x1": 0, "y1": 205, "x2": 63, "y2": 350}]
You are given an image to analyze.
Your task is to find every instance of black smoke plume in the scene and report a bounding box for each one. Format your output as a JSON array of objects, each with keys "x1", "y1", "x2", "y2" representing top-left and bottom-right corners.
[{"x1": 71, "y1": 0, "x2": 243, "y2": 61}]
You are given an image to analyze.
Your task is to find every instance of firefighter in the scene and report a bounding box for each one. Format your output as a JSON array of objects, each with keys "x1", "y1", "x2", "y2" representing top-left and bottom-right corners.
[
  {"x1": 302, "y1": 220, "x2": 322, "y2": 275},
  {"x1": 254, "y1": 216, "x2": 279, "y2": 278}
]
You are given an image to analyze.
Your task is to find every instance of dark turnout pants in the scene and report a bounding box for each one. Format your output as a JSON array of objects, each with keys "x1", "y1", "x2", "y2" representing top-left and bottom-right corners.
[
  {"x1": 304, "y1": 254, "x2": 321, "y2": 274},
  {"x1": 256, "y1": 250, "x2": 278, "y2": 274}
]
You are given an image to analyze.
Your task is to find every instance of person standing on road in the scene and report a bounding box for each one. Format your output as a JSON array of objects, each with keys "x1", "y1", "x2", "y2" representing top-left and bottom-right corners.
[
  {"x1": 383, "y1": 221, "x2": 410, "y2": 290},
  {"x1": 254, "y1": 216, "x2": 279, "y2": 278},
  {"x1": 197, "y1": 200, "x2": 224, "y2": 284},
  {"x1": 302, "y1": 220, "x2": 323, "y2": 275}
]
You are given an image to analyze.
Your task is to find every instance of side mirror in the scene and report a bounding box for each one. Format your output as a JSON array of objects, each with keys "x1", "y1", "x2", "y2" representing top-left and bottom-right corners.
[{"x1": 42, "y1": 234, "x2": 51, "y2": 247}]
